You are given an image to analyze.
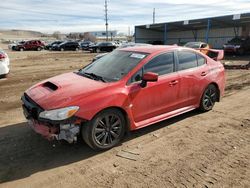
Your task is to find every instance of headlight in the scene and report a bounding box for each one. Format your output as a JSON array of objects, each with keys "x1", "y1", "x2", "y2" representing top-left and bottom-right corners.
[{"x1": 39, "y1": 106, "x2": 79, "y2": 121}]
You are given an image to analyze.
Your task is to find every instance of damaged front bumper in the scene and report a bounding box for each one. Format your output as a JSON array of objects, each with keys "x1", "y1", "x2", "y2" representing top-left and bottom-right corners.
[{"x1": 21, "y1": 94, "x2": 82, "y2": 143}]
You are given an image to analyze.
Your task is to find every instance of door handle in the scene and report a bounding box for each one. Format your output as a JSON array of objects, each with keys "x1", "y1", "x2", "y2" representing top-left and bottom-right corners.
[
  {"x1": 201, "y1": 72, "x2": 207, "y2": 76},
  {"x1": 169, "y1": 80, "x2": 178, "y2": 86}
]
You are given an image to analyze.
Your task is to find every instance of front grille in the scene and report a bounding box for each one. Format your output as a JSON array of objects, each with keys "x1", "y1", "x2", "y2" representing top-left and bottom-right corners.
[{"x1": 22, "y1": 93, "x2": 44, "y2": 120}]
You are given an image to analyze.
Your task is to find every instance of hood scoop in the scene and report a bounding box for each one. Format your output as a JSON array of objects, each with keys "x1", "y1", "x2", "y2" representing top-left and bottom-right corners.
[{"x1": 43, "y1": 81, "x2": 58, "y2": 91}]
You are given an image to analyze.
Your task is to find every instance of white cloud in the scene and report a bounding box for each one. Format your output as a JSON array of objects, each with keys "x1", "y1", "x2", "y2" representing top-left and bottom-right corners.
[{"x1": 0, "y1": 0, "x2": 250, "y2": 33}]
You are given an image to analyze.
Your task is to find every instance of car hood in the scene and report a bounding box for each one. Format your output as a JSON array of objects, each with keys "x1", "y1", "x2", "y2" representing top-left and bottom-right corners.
[{"x1": 26, "y1": 72, "x2": 110, "y2": 110}]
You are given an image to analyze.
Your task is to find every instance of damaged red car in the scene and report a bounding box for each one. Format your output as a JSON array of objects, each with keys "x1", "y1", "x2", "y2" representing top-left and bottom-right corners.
[{"x1": 22, "y1": 45, "x2": 225, "y2": 150}]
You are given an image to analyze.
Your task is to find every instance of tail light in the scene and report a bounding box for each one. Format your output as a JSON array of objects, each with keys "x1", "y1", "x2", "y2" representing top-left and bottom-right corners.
[{"x1": 0, "y1": 53, "x2": 6, "y2": 60}]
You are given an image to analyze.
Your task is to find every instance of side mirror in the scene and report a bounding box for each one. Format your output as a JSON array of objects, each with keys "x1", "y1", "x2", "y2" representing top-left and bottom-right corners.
[{"x1": 140, "y1": 72, "x2": 158, "y2": 88}]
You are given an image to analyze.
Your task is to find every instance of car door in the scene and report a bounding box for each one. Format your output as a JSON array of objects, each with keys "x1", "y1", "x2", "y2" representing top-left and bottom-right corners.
[
  {"x1": 25, "y1": 41, "x2": 32, "y2": 50},
  {"x1": 128, "y1": 52, "x2": 181, "y2": 123},
  {"x1": 64, "y1": 42, "x2": 70, "y2": 50},
  {"x1": 176, "y1": 50, "x2": 210, "y2": 107}
]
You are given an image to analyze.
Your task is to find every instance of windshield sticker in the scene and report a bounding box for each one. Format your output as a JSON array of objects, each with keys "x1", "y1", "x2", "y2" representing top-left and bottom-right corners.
[{"x1": 130, "y1": 53, "x2": 146, "y2": 59}]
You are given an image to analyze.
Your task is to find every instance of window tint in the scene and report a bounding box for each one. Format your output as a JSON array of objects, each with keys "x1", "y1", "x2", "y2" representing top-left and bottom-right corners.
[
  {"x1": 178, "y1": 51, "x2": 197, "y2": 71},
  {"x1": 144, "y1": 53, "x2": 174, "y2": 76},
  {"x1": 130, "y1": 68, "x2": 143, "y2": 83},
  {"x1": 197, "y1": 54, "x2": 206, "y2": 66}
]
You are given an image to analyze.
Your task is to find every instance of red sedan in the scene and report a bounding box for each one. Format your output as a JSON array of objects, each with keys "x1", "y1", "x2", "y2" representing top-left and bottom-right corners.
[{"x1": 21, "y1": 46, "x2": 225, "y2": 150}]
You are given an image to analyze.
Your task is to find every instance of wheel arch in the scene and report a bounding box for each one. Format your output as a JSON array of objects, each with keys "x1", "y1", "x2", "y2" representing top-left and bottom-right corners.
[{"x1": 87, "y1": 106, "x2": 131, "y2": 132}]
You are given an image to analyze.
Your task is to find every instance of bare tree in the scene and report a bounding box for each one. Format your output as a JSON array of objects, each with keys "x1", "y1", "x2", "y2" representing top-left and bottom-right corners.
[
  {"x1": 83, "y1": 32, "x2": 96, "y2": 42},
  {"x1": 52, "y1": 31, "x2": 61, "y2": 40}
]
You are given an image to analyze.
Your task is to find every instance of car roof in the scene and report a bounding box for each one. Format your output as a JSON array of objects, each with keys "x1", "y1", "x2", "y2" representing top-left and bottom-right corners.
[{"x1": 119, "y1": 45, "x2": 179, "y2": 54}]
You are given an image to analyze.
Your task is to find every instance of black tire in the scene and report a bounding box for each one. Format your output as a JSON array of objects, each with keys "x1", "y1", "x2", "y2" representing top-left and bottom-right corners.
[
  {"x1": 60, "y1": 48, "x2": 64, "y2": 51},
  {"x1": 19, "y1": 48, "x2": 24, "y2": 52},
  {"x1": 0, "y1": 74, "x2": 8, "y2": 79},
  {"x1": 199, "y1": 84, "x2": 218, "y2": 112},
  {"x1": 82, "y1": 109, "x2": 125, "y2": 151},
  {"x1": 37, "y1": 47, "x2": 42, "y2": 51},
  {"x1": 75, "y1": 47, "x2": 79, "y2": 51},
  {"x1": 237, "y1": 48, "x2": 245, "y2": 55}
]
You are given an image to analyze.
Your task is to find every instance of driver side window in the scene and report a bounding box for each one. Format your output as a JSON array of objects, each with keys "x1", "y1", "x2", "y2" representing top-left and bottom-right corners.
[{"x1": 129, "y1": 52, "x2": 174, "y2": 84}]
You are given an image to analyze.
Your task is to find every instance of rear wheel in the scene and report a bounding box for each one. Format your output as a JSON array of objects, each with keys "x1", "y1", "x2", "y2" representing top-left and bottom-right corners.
[
  {"x1": 75, "y1": 47, "x2": 79, "y2": 51},
  {"x1": 60, "y1": 48, "x2": 64, "y2": 51},
  {"x1": 199, "y1": 84, "x2": 218, "y2": 112},
  {"x1": 19, "y1": 48, "x2": 24, "y2": 52},
  {"x1": 82, "y1": 109, "x2": 125, "y2": 150},
  {"x1": 37, "y1": 47, "x2": 42, "y2": 51}
]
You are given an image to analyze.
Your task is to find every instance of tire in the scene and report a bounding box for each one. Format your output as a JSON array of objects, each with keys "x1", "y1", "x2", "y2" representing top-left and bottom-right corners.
[
  {"x1": 82, "y1": 109, "x2": 125, "y2": 151},
  {"x1": 237, "y1": 48, "x2": 245, "y2": 55},
  {"x1": 0, "y1": 74, "x2": 8, "y2": 79},
  {"x1": 60, "y1": 48, "x2": 64, "y2": 51},
  {"x1": 37, "y1": 47, "x2": 42, "y2": 51},
  {"x1": 75, "y1": 47, "x2": 79, "y2": 51},
  {"x1": 199, "y1": 84, "x2": 218, "y2": 112},
  {"x1": 96, "y1": 48, "x2": 101, "y2": 53},
  {"x1": 19, "y1": 48, "x2": 24, "y2": 52}
]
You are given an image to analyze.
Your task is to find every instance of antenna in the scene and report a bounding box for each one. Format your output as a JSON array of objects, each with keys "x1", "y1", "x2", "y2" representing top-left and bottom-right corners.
[
  {"x1": 105, "y1": 0, "x2": 108, "y2": 41},
  {"x1": 153, "y1": 8, "x2": 155, "y2": 24}
]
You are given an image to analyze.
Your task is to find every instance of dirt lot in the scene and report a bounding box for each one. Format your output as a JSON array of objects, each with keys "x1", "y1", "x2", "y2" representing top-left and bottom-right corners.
[{"x1": 0, "y1": 45, "x2": 249, "y2": 188}]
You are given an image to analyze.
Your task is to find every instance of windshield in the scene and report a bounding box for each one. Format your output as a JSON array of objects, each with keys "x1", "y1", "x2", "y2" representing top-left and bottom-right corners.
[
  {"x1": 184, "y1": 42, "x2": 201, "y2": 48},
  {"x1": 79, "y1": 50, "x2": 147, "y2": 82}
]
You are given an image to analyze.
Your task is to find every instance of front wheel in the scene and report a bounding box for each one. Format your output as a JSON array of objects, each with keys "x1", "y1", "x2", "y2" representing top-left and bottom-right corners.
[
  {"x1": 82, "y1": 109, "x2": 125, "y2": 150},
  {"x1": 199, "y1": 84, "x2": 218, "y2": 112}
]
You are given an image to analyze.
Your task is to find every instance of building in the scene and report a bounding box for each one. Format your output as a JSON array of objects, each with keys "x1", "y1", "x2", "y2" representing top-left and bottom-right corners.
[
  {"x1": 135, "y1": 13, "x2": 250, "y2": 48},
  {"x1": 89, "y1": 31, "x2": 117, "y2": 38}
]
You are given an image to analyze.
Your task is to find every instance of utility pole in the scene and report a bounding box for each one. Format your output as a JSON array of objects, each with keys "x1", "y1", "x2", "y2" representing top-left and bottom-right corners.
[
  {"x1": 153, "y1": 8, "x2": 155, "y2": 24},
  {"x1": 105, "y1": 0, "x2": 108, "y2": 41}
]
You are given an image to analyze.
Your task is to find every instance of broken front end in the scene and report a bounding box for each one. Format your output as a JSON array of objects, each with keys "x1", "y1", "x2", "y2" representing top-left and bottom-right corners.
[{"x1": 21, "y1": 93, "x2": 83, "y2": 143}]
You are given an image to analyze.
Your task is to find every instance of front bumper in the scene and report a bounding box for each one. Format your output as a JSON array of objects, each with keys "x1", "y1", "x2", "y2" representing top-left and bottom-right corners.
[
  {"x1": 27, "y1": 119, "x2": 59, "y2": 140},
  {"x1": 21, "y1": 93, "x2": 82, "y2": 143}
]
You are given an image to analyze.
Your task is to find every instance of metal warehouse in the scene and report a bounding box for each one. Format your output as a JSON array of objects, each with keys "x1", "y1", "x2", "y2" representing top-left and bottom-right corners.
[{"x1": 135, "y1": 13, "x2": 250, "y2": 48}]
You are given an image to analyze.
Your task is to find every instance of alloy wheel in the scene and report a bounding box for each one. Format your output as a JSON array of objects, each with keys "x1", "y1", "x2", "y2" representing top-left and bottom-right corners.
[
  {"x1": 93, "y1": 114, "x2": 122, "y2": 146},
  {"x1": 203, "y1": 87, "x2": 217, "y2": 110}
]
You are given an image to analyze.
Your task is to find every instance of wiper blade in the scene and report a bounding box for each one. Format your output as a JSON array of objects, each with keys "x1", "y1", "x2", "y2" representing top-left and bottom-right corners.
[{"x1": 81, "y1": 72, "x2": 106, "y2": 82}]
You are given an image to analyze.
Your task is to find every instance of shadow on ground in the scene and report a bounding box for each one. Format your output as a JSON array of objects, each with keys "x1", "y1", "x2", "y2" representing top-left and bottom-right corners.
[{"x1": 0, "y1": 110, "x2": 200, "y2": 183}]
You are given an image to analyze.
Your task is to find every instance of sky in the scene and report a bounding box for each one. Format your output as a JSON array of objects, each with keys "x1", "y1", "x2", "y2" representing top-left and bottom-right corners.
[{"x1": 1, "y1": 0, "x2": 250, "y2": 34}]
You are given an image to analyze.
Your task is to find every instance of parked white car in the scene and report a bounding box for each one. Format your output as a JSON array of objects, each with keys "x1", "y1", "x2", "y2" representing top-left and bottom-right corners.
[{"x1": 0, "y1": 49, "x2": 10, "y2": 78}]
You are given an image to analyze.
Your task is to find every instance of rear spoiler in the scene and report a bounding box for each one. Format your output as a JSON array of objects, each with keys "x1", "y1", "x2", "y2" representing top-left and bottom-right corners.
[{"x1": 197, "y1": 48, "x2": 224, "y2": 61}]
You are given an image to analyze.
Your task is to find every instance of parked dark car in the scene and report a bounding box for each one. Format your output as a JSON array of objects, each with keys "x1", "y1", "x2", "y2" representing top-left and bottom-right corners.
[
  {"x1": 223, "y1": 37, "x2": 250, "y2": 55},
  {"x1": 80, "y1": 41, "x2": 94, "y2": 51},
  {"x1": 14, "y1": 40, "x2": 45, "y2": 51},
  {"x1": 51, "y1": 41, "x2": 80, "y2": 51},
  {"x1": 88, "y1": 42, "x2": 116, "y2": 53},
  {"x1": 45, "y1": 41, "x2": 63, "y2": 50}
]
